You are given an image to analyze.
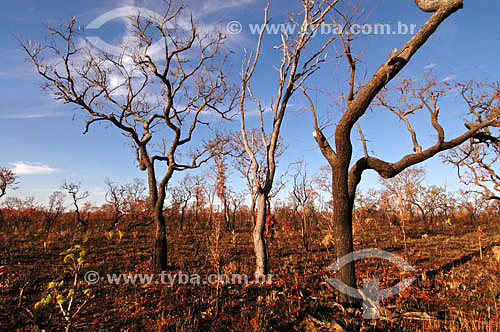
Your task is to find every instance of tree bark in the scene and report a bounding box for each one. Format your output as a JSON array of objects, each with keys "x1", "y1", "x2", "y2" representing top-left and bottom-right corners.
[
  {"x1": 224, "y1": 199, "x2": 231, "y2": 231},
  {"x1": 153, "y1": 203, "x2": 168, "y2": 272},
  {"x1": 250, "y1": 193, "x2": 257, "y2": 227},
  {"x1": 254, "y1": 192, "x2": 269, "y2": 276},
  {"x1": 179, "y1": 201, "x2": 187, "y2": 232},
  {"x1": 306, "y1": 0, "x2": 465, "y2": 304},
  {"x1": 146, "y1": 160, "x2": 169, "y2": 273},
  {"x1": 331, "y1": 165, "x2": 356, "y2": 304}
]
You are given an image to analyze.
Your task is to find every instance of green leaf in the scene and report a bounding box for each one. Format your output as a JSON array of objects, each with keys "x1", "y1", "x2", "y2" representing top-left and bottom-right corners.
[
  {"x1": 83, "y1": 288, "x2": 93, "y2": 297},
  {"x1": 60, "y1": 248, "x2": 71, "y2": 256},
  {"x1": 64, "y1": 253, "x2": 75, "y2": 264},
  {"x1": 34, "y1": 300, "x2": 45, "y2": 310}
]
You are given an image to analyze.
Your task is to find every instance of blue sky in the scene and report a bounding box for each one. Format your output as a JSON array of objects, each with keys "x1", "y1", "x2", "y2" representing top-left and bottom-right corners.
[{"x1": 1, "y1": 0, "x2": 499, "y2": 206}]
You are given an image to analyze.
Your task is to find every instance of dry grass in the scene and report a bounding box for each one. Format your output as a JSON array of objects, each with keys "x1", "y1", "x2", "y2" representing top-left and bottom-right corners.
[{"x1": 0, "y1": 213, "x2": 499, "y2": 331}]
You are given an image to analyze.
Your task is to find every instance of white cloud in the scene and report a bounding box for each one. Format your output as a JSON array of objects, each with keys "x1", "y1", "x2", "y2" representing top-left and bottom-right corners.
[
  {"x1": 199, "y1": 0, "x2": 256, "y2": 15},
  {"x1": 12, "y1": 162, "x2": 60, "y2": 175},
  {"x1": 0, "y1": 95, "x2": 66, "y2": 119},
  {"x1": 424, "y1": 63, "x2": 437, "y2": 70},
  {"x1": 0, "y1": 110, "x2": 62, "y2": 119},
  {"x1": 441, "y1": 74, "x2": 457, "y2": 82}
]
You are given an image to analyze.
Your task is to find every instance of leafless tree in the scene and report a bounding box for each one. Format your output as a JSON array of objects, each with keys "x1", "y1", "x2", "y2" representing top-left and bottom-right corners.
[
  {"x1": 188, "y1": 175, "x2": 206, "y2": 228},
  {"x1": 454, "y1": 189, "x2": 488, "y2": 224},
  {"x1": 62, "y1": 181, "x2": 90, "y2": 230},
  {"x1": 303, "y1": 0, "x2": 499, "y2": 302},
  {"x1": 442, "y1": 82, "x2": 500, "y2": 201},
  {"x1": 420, "y1": 185, "x2": 448, "y2": 227},
  {"x1": 123, "y1": 178, "x2": 152, "y2": 231},
  {"x1": 239, "y1": 1, "x2": 338, "y2": 276},
  {"x1": 228, "y1": 190, "x2": 246, "y2": 231},
  {"x1": 230, "y1": 129, "x2": 286, "y2": 227},
  {"x1": 445, "y1": 143, "x2": 500, "y2": 201},
  {"x1": 43, "y1": 191, "x2": 66, "y2": 233},
  {"x1": 380, "y1": 167, "x2": 426, "y2": 220},
  {"x1": 104, "y1": 178, "x2": 127, "y2": 231},
  {"x1": 0, "y1": 167, "x2": 17, "y2": 200},
  {"x1": 169, "y1": 175, "x2": 193, "y2": 232},
  {"x1": 313, "y1": 164, "x2": 335, "y2": 230},
  {"x1": 22, "y1": 1, "x2": 235, "y2": 271},
  {"x1": 203, "y1": 169, "x2": 219, "y2": 228},
  {"x1": 290, "y1": 160, "x2": 316, "y2": 252}
]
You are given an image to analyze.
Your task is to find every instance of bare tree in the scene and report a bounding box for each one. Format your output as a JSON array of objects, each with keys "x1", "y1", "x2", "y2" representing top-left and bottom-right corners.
[
  {"x1": 290, "y1": 160, "x2": 316, "y2": 252},
  {"x1": 230, "y1": 129, "x2": 286, "y2": 227},
  {"x1": 189, "y1": 175, "x2": 206, "y2": 228},
  {"x1": 239, "y1": 1, "x2": 338, "y2": 276},
  {"x1": 228, "y1": 189, "x2": 245, "y2": 231},
  {"x1": 454, "y1": 189, "x2": 488, "y2": 224},
  {"x1": 313, "y1": 164, "x2": 335, "y2": 230},
  {"x1": 62, "y1": 181, "x2": 90, "y2": 230},
  {"x1": 104, "y1": 178, "x2": 127, "y2": 231},
  {"x1": 442, "y1": 84, "x2": 500, "y2": 201},
  {"x1": 203, "y1": 169, "x2": 219, "y2": 228},
  {"x1": 169, "y1": 175, "x2": 193, "y2": 232},
  {"x1": 22, "y1": 2, "x2": 234, "y2": 271},
  {"x1": 380, "y1": 167, "x2": 426, "y2": 220},
  {"x1": 0, "y1": 167, "x2": 17, "y2": 200},
  {"x1": 123, "y1": 179, "x2": 151, "y2": 231},
  {"x1": 43, "y1": 191, "x2": 66, "y2": 233},
  {"x1": 444, "y1": 142, "x2": 500, "y2": 200},
  {"x1": 303, "y1": 0, "x2": 499, "y2": 302}
]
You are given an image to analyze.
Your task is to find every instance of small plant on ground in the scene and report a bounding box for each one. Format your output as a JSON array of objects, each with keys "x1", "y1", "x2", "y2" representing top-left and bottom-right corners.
[{"x1": 34, "y1": 244, "x2": 94, "y2": 332}]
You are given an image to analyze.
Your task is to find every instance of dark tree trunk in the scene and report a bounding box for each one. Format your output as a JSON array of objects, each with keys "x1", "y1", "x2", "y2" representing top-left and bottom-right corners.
[
  {"x1": 179, "y1": 203, "x2": 187, "y2": 232},
  {"x1": 331, "y1": 166, "x2": 356, "y2": 304},
  {"x1": 147, "y1": 161, "x2": 169, "y2": 273},
  {"x1": 311, "y1": 0, "x2": 464, "y2": 305},
  {"x1": 153, "y1": 205, "x2": 168, "y2": 272},
  {"x1": 224, "y1": 199, "x2": 231, "y2": 231},
  {"x1": 107, "y1": 213, "x2": 120, "y2": 232}
]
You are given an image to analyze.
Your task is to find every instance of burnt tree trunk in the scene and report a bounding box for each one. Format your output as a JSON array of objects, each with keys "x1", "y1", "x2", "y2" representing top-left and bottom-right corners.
[
  {"x1": 332, "y1": 164, "x2": 356, "y2": 304},
  {"x1": 153, "y1": 204, "x2": 168, "y2": 272},
  {"x1": 311, "y1": 0, "x2": 464, "y2": 304},
  {"x1": 146, "y1": 160, "x2": 169, "y2": 273},
  {"x1": 179, "y1": 202, "x2": 187, "y2": 232},
  {"x1": 224, "y1": 199, "x2": 231, "y2": 231}
]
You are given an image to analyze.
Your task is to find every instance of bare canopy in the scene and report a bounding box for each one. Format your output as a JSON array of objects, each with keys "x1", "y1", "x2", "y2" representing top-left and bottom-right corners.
[{"x1": 21, "y1": 1, "x2": 235, "y2": 271}]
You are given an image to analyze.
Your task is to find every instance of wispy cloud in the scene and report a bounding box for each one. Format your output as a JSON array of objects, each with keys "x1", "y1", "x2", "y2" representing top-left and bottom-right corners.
[
  {"x1": 0, "y1": 98, "x2": 65, "y2": 119},
  {"x1": 0, "y1": 49, "x2": 39, "y2": 80},
  {"x1": 12, "y1": 162, "x2": 60, "y2": 175},
  {"x1": 0, "y1": 111, "x2": 62, "y2": 119},
  {"x1": 199, "y1": 0, "x2": 256, "y2": 15},
  {"x1": 441, "y1": 74, "x2": 457, "y2": 82},
  {"x1": 424, "y1": 63, "x2": 437, "y2": 70}
]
